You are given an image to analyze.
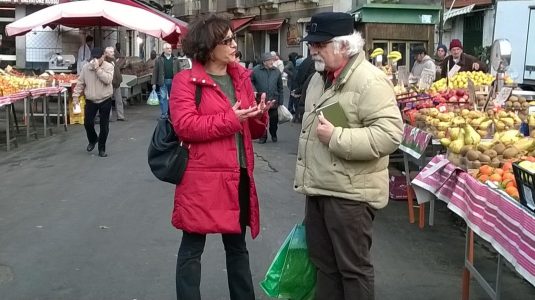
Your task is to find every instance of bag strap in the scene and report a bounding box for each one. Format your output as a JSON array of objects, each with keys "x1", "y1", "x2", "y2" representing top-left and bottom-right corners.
[{"x1": 195, "y1": 84, "x2": 202, "y2": 107}]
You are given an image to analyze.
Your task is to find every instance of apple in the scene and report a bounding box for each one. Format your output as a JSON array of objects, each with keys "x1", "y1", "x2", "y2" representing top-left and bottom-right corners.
[
  {"x1": 462, "y1": 94, "x2": 469, "y2": 100},
  {"x1": 456, "y1": 89, "x2": 465, "y2": 97},
  {"x1": 449, "y1": 96, "x2": 458, "y2": 102}
]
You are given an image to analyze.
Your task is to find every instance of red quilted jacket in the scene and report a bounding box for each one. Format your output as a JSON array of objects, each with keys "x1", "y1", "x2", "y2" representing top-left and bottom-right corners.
[{"x1": 169, "y1": 61, "x2": 268, "y2": 238}]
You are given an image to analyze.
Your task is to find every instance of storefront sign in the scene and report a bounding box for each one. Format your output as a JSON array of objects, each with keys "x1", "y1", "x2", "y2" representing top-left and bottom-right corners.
[
  {"x1": 399, "y1": 124, "x2": 433, "y2": 159},
  {"x1": 0, "y1": 0, "x2": 60, "y2": 5}
]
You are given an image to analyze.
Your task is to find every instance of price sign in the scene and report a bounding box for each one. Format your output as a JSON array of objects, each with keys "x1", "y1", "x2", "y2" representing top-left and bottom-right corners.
[
  {"x1": 495, "y1": 87, "x2": 513, "y2": 106},
  {"x1": 467, "y1": 78, "x2": 477, "y2": 109},
  {"x1": 398, "y1": 66, "x2": 409, "y2": 86},
  {"x1": 418, "y1": 68, "x2": 436, "y2": 90},
  {"x1": 529, "y1": 106, "x2": 535, "y2": 115},
  {"x1": 448, "y1": 64, "x2": 461, "y2": 78}
]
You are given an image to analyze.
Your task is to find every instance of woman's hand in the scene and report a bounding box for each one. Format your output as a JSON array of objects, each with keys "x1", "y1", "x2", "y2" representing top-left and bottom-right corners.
[
  {"x1": 253, "y1": 93, "x2": 275, "y2": 117},
  {"x1": 232, "y1": 101, "x2": 260, "y2": 122}
]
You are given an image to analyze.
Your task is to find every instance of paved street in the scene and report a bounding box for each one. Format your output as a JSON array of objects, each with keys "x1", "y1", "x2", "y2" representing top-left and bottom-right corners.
[{"x1": 1, "y1": 104, "x2": 535, "y2": 299}]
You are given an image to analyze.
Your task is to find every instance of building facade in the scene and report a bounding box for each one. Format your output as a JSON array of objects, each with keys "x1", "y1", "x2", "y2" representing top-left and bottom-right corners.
[{"x1": 172, "y1": 0, "x2": 354, "y2": 64}]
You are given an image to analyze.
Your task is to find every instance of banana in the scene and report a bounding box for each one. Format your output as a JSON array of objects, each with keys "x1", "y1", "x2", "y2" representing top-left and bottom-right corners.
[
  {"x1": 370, "y1": 48, "x2": 384, "y2": 59},
  {"x1": 500, "y1": 130, "x2": 522, "y2": 145},
  {"x1": 387, "y1": 51, "x2": 402, "y2": 62},
  {"x1": 513, "y1": 138, "x2": 535, "y2": 152}
]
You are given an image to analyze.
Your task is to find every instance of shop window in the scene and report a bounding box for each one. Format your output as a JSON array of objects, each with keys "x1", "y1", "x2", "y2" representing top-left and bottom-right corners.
[
  {"x1": 371, "y1": 40, "x2": 428, "y2": 69},
  {"x1": 269, "y1": 32, "x2": 278, "y2": 53}
]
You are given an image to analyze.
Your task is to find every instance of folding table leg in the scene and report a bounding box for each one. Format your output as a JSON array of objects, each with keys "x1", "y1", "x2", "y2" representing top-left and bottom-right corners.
[
  {"x1": 403, "y1": 153, "x2": 415, "y2": 223},
  {"x1": 462, "y1": 228, "x2": 474, "y2": 300},
  {"x1": 418, "y1": 203, "x2": 425, "y2": 229},
  {"x1": 10, "y1": 104, "x2": 20, "y2": 134}
]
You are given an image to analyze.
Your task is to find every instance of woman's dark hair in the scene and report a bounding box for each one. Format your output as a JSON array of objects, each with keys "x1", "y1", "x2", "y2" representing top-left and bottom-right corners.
[{"x1": 182, "y1": 14, "x2": 232, "y2": 65}]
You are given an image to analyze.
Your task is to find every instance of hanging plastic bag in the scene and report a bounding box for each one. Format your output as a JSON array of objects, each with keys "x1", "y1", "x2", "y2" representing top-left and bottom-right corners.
[
  {"x1": 260, "y1": 224, "x2": 316, "y2": 300},
  {"x1": 147, "y1": 89, "x2": 159, "y2": 106},
  {"x1": 278, "y1": 104, "x2": 293, "y2": 124}
]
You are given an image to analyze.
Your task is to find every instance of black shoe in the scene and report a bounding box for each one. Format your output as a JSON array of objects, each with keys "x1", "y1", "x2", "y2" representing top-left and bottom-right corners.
[
  {"x1": 258, "y1": 138, "x2": 267, "y2": 144},
  {"x1": 86, "y1": 143, "x2": 96, "y2": 152},
  {"x1": 117, "y1": 118, "x2": 127, "y2": 121},
  {"x1": 272, "y1": 136, "x2": 278, "y2": 142},
  {"x1": 98, "y1": 151, "x2": 108, "y2": 157}
]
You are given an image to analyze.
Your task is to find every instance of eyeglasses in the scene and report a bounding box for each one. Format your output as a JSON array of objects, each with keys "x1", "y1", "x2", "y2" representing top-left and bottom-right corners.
[
  {"x1": 307, "y1": 40, "x2": 333, "y2": 49},
  {"x1": 219, "y1": 33, "x2": 236, "y2": 46}
]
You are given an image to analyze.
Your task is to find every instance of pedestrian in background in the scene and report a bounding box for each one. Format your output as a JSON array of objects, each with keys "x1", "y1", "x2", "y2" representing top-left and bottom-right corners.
[
  {"x1": 284, "y1": 52, "x2": 299, "y2": 114},
  {"x1": 434, "y1": 44, "x2": 447, "y2": 80},
  {"x1": 271, "y1": 51, "x2": 284, "y2": 73},
  {"x1": 169, "y1": 14, "x2": 273, "y2": 300},
  {"x1": 73, "y1": 47, "x2": 115, "y2": 157},
  {"x1": 295, "y1": 12, "x2": 403, "y2": 299},
  {"x1": 77, "y1": 35, "x2": 93, "y2": 74},
  {"x1": 104, "y1": 46, "x2": 126, "y2": 121},
  {"x1": 151, "y1": 43, "x2": 182, "y2": 119},
  {"x1": 251, "y1": 52, "x2": 283, "y2": 143}
]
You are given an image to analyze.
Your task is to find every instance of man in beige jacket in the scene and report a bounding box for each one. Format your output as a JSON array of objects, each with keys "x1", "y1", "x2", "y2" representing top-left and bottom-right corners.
[
  {"x1": 73, "y1": 47, "x2": 114, "y2": 157},
  {"x1": 295, "y1": 12, "x2": 403, "y2": 299}
]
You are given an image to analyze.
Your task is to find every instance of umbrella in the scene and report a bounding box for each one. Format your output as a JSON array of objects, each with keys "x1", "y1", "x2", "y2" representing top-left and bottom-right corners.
[
  {"x1": 108, "y1": 0, "x2": 188, "y2": 45},
  {"x1": 5, "y1": 0, "x2": 182, "y2": 40}
]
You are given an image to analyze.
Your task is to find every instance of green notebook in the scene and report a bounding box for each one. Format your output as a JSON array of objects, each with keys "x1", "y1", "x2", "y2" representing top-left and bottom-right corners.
[{"x1": 316, "y1": 101, "x2": 348, "y2": 128}]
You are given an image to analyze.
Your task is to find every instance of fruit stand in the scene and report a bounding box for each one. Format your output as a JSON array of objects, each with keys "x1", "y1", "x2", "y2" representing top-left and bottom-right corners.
[
  {"x1": 0, "y1": 69, "x2": 72, "y2": 150},
  {"x1": 393, "y1": 66, "x2": 535, "y2": 298}
]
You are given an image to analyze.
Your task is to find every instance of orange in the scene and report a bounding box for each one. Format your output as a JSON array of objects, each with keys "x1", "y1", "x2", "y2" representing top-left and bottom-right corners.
[
  {"x1": 489, "y1": 173, "x2": 502, "y2": 183},
  {"x1": 479, "y1": 165, "x2": 494, "y2": 176},
  {"x1": 506, "y1": 180, "x2": 517, "y2": 189},
  {"x1": 478, "y1": 174, "x2": 489, "y2": 182},
  {"x1": 494, "y1": 168, "x2": 504, "y2": 176},
  {"x1": 505, "y1": 186, "x2": 519, "y2": 199},
  {"x1": 502, "y1": 162, "x2": 513, "y2": 172},
  {"x1": 502, "y1": 172, "x2": 515, "y2": 181},
  {"x1": 528, "y1": 156, "x2": 535, "y2": 162}
]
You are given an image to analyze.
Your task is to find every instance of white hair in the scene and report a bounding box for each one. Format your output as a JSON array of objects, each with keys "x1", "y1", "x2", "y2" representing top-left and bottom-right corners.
[
  {"x1": 332, "y1": 31, "x2": 365, "y2": 57},
  {"x1": 163, "y1": 43, "x2": 172, "y2": 49}
]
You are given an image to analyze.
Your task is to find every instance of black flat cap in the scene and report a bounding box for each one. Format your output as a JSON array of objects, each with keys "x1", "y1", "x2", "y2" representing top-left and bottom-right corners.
[{"x1": 303, "y1": 12, "x2": 355, "y2": 43}]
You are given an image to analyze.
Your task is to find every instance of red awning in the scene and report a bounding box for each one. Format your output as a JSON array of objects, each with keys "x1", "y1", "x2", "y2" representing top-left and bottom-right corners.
[
  {"x1": 248, "y1": 19, "x2": 285, "y2": 31},
  {"x1": 108, "y1": 0, "x2": 188, "y2": 44},
  {"x1": 444, "y1": 0, "x2": 492, "y2": 8},
  {"x1": 231, "y1": 17, "x2": 255, "y2": 32}
]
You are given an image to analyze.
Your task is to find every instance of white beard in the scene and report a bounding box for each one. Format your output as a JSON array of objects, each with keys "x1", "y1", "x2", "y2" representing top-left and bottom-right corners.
[{"x1": 313, "y1": 57, "x2": 325, "y2": 72}]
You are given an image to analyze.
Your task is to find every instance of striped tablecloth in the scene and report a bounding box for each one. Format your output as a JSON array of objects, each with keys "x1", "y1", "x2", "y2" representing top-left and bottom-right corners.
[
  {"x1": 412, "y1": 155, "x2": 535, "y2": 287},
  {"x1": 0, "y1": 91, "x2": 29, "y2": 108},
  {"x1": 29, "y1": 86, "x2": 66, "y2": 98}
]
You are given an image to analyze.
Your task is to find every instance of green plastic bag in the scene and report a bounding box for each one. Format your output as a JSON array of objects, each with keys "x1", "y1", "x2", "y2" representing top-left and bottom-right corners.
[{"x1": 260, "y1": 224, "x2": 316, "y2": 300}]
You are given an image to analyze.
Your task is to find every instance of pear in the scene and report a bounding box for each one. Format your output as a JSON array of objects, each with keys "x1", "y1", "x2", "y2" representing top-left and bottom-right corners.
[{"x1": 463, "y1": 124, "x2": 481, "y2": 145}]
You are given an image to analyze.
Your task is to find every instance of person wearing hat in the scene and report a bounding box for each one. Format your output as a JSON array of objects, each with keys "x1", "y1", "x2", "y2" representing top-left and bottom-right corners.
[
  {"x1": 440, "y1": 39, "x2": 488, "y2": 78},
  {"x1": 294, "y1": 12, "x2": 403, "y2": 299},
  {"x1": 72, "y1": 47, "x2": 115, "y2": 157},
  {"x1": 409, "y1": 45, "x2": 436, "y2": 84},
  {"x1": 251, "y1": 52, "x2": 283, "y2": 143},
  {"x1": 434, "y1": 44, "x2": 447, "y2": 79}
]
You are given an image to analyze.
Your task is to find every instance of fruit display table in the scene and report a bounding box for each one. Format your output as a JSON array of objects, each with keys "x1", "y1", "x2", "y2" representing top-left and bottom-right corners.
[
  {"x1": 411, "y1": 155, "x2": 535, "y2": 299},
  {"x1": 0, "y1": 87, "x2": 67, "y2": 151}
]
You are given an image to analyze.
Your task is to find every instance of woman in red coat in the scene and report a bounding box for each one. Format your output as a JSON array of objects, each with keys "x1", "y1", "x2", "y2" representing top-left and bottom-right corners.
[{"x1": 169, "y1": 15, "x2": 273, "y2": 300}]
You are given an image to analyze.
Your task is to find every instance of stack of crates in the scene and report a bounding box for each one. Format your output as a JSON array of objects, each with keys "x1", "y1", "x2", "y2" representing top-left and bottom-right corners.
[{"x1": 69, "y1": 95, "x2": 85, "y2": 125}]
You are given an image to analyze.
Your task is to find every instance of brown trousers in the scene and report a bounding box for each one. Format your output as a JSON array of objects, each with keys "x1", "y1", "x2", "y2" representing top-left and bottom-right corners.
[{"x1": 305, "y1": 196, "x2": 375, "y2": 300}]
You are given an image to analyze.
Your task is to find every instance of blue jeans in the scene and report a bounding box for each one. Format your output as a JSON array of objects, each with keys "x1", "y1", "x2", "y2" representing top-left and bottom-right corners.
[{"x1": 158, "y1": 79, "x2": 173, "y2": 118}]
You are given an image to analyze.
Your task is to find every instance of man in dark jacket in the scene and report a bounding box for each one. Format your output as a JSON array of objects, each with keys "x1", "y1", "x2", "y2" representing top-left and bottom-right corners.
[
  {"x1": 251, "y1": 52, "x2": 283, "y2": 143},
  {"x1": 440, "y1": 39, "x2": 488, "y2": 79},
  {"x1": 292, "y1": 55, "x2": 316, "y2": 122},
  {"x1": 151, "y1": 43, "x2": 182, "y2": 119}
]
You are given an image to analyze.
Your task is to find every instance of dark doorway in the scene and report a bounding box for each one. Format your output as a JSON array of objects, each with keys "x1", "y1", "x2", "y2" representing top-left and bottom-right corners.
[{"x1": 463, "y1": 12, "x2": 484, "y2": 56}]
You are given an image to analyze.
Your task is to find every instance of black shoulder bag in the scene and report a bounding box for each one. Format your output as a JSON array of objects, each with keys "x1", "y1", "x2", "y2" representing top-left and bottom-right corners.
[{"x1": 147, "y1": 85, "x2": 202, "y2": 184}]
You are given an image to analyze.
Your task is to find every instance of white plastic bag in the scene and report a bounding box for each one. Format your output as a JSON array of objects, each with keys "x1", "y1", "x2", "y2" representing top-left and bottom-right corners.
[
  {"x1": 278, "y1": 105, "x2": 293, "y2": 124},
  {"x1": 147, "y1": 89, "x2": 159, "y2": 106}
]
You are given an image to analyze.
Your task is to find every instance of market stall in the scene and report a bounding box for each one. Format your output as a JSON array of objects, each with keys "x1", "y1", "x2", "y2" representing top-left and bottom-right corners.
[{"x1": 390, "y1": 39, "x2": 535, "y2": 298}]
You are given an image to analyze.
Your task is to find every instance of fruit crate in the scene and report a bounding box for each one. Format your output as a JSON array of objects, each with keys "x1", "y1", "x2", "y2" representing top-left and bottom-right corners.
[{"x1": 512, "y1": 162, "x2": 535, "y2": 213}]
